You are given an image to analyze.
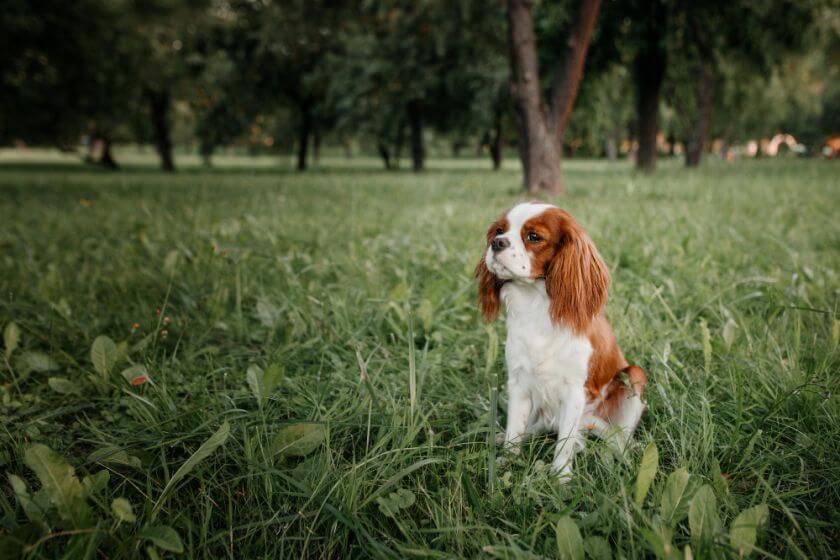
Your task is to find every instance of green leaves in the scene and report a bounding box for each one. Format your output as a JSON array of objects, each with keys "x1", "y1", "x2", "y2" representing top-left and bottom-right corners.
[
  {"x1": 246, "y1": 363, "x2": 284, "y2": 407},
  {"x1": 635, "y1": 442, "x2": 659, "y2": 507},
  {"x1": 139, "y1": 525, "x2": 184, "y2": 553},
  {"x1": 271, "y1": 423, "x2": 325, "y2": 457},
  {"x1": 582, "y1": 536, "x2": 612, "y2": 560},
  {"x1": 4, "y1": 321, "x2": 20, "y2": 359},
  {"x1": 660, "y1": 467, "x2": 691, "y2": 527},
  {"x1": 688, "y1": 485, "x2": 722, "y2": 548},
  {"x1": 48, "y1": 377, "x2": 82, "y2": 395},
  {"x1": 91, "y1": 335, "x2": 117, "y2": 376},
  {"x1": 555, "y1": 516, "x2": 584, "y2": 560},
  {"x1": 18, "y1": 352, "x2": 59, "y2": 375},
  {"x1": 376, "y1": 488, "x2": 415, "y2": 517},
  {"x1": 88, "y1": 446, "x2": 142, "y2": 469},
  {"x1": 111, "y1": 498, "x2": 136, "y2": 523},
  {"x1": 730, "y1": 504, "x2": 769, "y2": 557},
  {"x1": 153, "y1": 421, "x2": 230, "y2": 516},
  {"x1": 23, "y1": 444, "x2": 90, "y2": 526}
]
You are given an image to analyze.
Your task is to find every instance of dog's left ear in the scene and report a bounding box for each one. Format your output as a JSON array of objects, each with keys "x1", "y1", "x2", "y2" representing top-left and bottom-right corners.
[
  {"x1": 545, "y1": 220, "x2": 610, "y2": 332},
  {"x1": 475, "y1": 257, "x2": 502, "y2": 322}
]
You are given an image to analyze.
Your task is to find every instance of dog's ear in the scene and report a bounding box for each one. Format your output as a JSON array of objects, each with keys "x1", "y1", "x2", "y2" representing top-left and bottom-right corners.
[
  {"x1": 545, "y1": 220, "x2": 609, "y2": 332},
  {"x1": 475, "y1": 257, "x2": 502, "y2": 322}
]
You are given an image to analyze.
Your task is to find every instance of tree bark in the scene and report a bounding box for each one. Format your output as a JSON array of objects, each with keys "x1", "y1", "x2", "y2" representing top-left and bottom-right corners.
[
  {"x1": 297, "y1": 104, "x2": 311, "y2": 171},
  {"x1": 100, "y1": 137, "x2": 118, "y2": 169},
  {"x1": 685, "y1": 62, "x2": 715, "y2": 167},
  {"x1": 507, "y1": 0, "x2": 602, "y2": 194},
  {"x1": 407, "y1": 99, "x2": 424, "y2": 172},
  {"x1": 147, "y1": 90, "x2": 175, "y2": 172},
  {"x1": 549, "y1": 0, "x2": 603, "y2": 142},
  {"x1": 378, "y1": 140, "x2": 392, "y2": 170},
  {"x1": 490, "y1": 108, "x2": 503, "y2": 171},
  {"x1": 633, "y1": 6, "x2": 667, "y2": 172},
  {"x1": 507, "y1": 0, "x2": 561, "y2": 193}
]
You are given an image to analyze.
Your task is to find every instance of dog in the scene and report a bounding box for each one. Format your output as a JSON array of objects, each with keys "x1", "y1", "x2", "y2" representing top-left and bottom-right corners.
[{"x1": 476, "y1": 202, "x2": 647, "y2": 479}]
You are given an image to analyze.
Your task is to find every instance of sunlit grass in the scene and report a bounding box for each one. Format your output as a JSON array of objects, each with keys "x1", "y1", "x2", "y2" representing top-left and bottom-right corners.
[{"x1": 0, "y1": 157, "x2": 837, "y2": 558}]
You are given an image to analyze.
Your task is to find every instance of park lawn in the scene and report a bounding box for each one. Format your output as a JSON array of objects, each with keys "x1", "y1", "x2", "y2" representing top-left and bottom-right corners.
[{"x1": 0, "y1": 156, "x2": 838, "y2": 558}]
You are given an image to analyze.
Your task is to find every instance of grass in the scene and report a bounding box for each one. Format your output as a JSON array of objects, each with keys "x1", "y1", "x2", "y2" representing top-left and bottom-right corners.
[{"x1": 0, "y1": 153, "x2": 837, "y2": 558}]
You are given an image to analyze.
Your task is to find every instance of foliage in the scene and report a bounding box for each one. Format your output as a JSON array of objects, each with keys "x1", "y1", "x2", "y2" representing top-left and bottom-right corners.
[{"x1": 0, "y1": 155, "x2": 837, "y2": 556}]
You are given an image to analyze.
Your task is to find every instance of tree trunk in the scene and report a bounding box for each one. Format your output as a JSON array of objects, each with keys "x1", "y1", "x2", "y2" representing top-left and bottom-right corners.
[
  {"x1": 378, "y1": 140, "x2": 392, "y2": 170},
  {"x1": 148, "y1": 90, "x2": 175, "y2": 172},
  {"x1": 633, "y1": 8, "x2": 667, "y2": 173},
  {"x1": 549, "y1": 0, "x2": 603, "y2": 142},
  {"x1": 407, "y1": 100, "x2": 424, "y2": 172},
  {"x1": 507, "y1": 0, "x2": 602, "y2": 193},
  {"x1": 490, "y1": 108, "x2": 503, "y2": 170},
  {"x1": 394, "y1": 120, "x2": 405, "y2": 169},
  {"x1": 685, "y1": 62, "x2": 715, "y2": 168},
  {"x1": 100, "y1": 137, "x2": 118, "y2": 169},
  {"x1": 297, "y1": 105, "x2": 311, "y2": 171},
  {"x1": 507, "y1": 0, "x2": 562, "y2": 193}
]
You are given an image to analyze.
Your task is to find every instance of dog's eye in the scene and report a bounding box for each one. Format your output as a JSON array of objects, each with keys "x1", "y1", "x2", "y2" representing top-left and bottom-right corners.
[
  {"x1": 495, "y1": 227, "x2": 504, "y2": 236},
  {"x1": 526, "y1": 231, "x2": 542, "y2": 243}
]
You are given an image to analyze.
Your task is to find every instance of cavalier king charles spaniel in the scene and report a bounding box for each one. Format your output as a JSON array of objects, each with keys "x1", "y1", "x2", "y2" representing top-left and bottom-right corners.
[{"x1": 476, "y1": 202, "x2": 647, "y2": 479}]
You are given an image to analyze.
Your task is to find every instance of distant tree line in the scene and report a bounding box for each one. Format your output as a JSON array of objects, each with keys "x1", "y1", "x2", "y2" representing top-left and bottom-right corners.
[{"x1": 1, "y1": 0, "x2": 837, "y2": 192}]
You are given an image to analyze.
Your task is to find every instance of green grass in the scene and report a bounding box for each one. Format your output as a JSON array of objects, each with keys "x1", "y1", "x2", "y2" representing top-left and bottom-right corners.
[{"x1": 0, "y1": 155, "x2": 837, "y2": 559}]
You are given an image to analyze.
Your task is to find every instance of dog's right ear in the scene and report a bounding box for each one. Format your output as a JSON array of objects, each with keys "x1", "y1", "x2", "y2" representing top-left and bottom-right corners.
[{"x1": 475, "y1": 257, "x2": 501, "y2": 322}]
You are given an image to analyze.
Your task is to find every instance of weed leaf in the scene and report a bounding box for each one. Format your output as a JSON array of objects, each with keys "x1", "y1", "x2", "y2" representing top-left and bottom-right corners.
[
  {"x1": 18, "y1": 351, "x2": 59, "y2": 375},
  {"x1": 660, "y1": 468, "x2": 691, "y2": 526},
  {"x1": 153, "y1": 421, "x2": 230, "y2": 515},
  {"x1": 8, "y1": 474, "x2": 46, "y2": 524},
  {"x1": 91, "y1": 335, "x2": 117, "y2": 376},
  {"x1": 634, "y1": 442, "x2": 659, "y2": 507},
  {"x1": 4, "y1": 322, "x2": 20, "y2": 359},
  {"x1": 729, "y1": 504, "x2": 769, "y2": 557},
  {"x1": 111, "y1": 498, "x2": 136, "y2": 522},
  {"x1": 139, "y1": 525, "x2": 184, "y2": 553},
  {"x1": 88, "y1": 446, "x2": 142, "y2": 469},
  {"x1": 583, "y1": 535, "x2": 612, "y2": 560},
  {"x1": 23, "y1": 444, "x2": 89, "y2": 525},
  {"x1": 556, "y1": 516, "x2": 584, "y2": 560},
  {"x1": 688, "y1": 485, "x2": 721, "y2": 547},
  {"x1": 48, "y1": 377, "x2": 82, "y2": 395},
  {"x1": 272, "y1": 423, "x2": 324, "y2": 457}
]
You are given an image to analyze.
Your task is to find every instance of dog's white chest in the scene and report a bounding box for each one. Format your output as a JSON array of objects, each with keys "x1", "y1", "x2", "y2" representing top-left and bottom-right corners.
[{"x1": 501, "y1": 282, "x2": 592, "y2": 398}]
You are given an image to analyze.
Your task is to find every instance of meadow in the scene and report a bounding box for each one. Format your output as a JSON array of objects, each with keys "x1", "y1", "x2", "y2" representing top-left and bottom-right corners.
[{"x1": 0, "y1": 154, "x2": 838, "y2": 559}]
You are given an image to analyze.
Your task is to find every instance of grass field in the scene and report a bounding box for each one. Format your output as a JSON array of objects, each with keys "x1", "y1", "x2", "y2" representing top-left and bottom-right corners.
[{"x1": 0, "y1": 154, "x2": 838, "y2": 559}]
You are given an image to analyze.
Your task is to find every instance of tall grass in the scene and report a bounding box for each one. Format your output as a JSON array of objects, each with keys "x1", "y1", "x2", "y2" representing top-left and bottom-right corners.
[{"x1": 0, "y1": 156, "x2": 837, "y2": 558}]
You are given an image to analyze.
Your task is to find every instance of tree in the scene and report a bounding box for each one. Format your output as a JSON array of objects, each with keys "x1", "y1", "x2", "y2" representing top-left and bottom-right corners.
[
  {"x1": 507, "y1": 0, "x2": 602, "y2": 193},
  {"x1": 0, "y1": 0, "x2": 142, "y2": 168}
]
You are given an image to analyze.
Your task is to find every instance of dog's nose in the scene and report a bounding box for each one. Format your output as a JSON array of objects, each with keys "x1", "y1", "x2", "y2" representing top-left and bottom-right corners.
[{"x1": 491, "y1": 236, "x2": 510, "y2": 252}]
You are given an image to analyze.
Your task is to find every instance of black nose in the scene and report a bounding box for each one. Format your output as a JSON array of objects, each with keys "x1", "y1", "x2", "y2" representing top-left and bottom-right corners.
[{"x1": 491, "y1": 236, "x2": 510, "y2": 252}]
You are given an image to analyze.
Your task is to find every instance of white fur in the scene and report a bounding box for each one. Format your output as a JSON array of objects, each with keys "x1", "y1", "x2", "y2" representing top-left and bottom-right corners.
[{"x1": 501, "y1": 280, "x2": 591, "y2": 478}]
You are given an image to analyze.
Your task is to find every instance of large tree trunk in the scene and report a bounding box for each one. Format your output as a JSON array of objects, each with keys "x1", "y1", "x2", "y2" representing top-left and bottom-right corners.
[
  {"x1": 99, "y1": 137, "x2": 118, "y2": 169},
  {"x1": 507, "y1": 0, "x2": 602, "y2": 194},
  {"x1": 490, "y1": 108, "x2": 503, "y2": 171},
  {"x1": 685, "y1": 62, "x2": 715, "y2": 168},
  {"x1": 148, "y1": 90, "x2": 175, "y2": 172},
  {"x1": 507, "y1": 0, "x2": 561, "y2": 193},
  {"x1": 297, "y1": 104, "x2": 311, "y2": 171},
  {"x1": 407, "y1": 100, "x2": 424, "y2": 172},
  {"x1": 633, "y1": 3, "x2": 667, "y2": 172}
]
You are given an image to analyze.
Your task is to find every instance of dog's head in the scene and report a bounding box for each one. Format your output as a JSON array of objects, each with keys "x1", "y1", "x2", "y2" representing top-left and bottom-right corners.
[{"x1": 475, "y1": 202, "x2": 609, "y2": 332}]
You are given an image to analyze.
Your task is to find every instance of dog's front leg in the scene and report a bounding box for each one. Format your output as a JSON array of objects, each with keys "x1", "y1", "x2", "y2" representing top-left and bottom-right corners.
[
  {"x1": 503, "y1": 378, "x2": 532, "y2": 448},
  {"x1": 550, "y1": 386, "x2": 586, "y2": 480}
]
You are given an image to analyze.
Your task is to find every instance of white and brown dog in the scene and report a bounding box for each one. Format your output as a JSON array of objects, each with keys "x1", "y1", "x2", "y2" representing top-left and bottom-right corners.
[{"x1": 476, "y1": 202, "x2": 647, "y2": 479}]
